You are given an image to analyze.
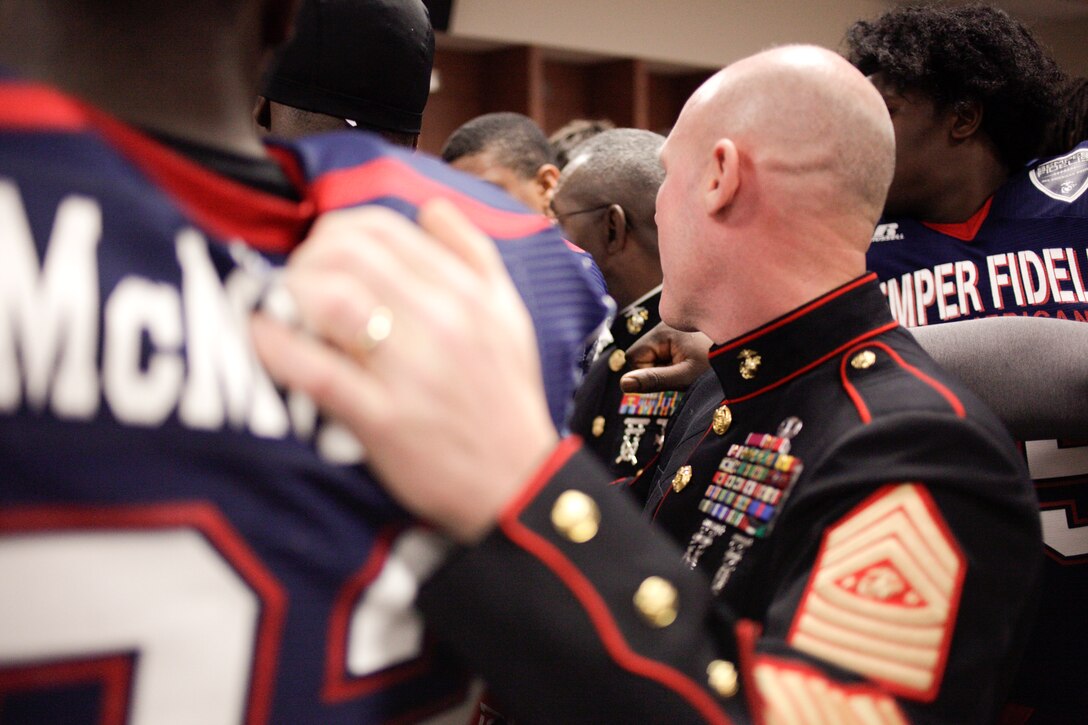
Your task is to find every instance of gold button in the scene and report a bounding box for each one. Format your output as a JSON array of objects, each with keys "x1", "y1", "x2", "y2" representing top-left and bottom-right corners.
[
  {"x1": 591, "y1": 416, "x2": 606, "y2": 437},
  {"x1": 634, "y1": 576, "x2": 678, "y2": 628},
  {"x1": 707, "y1": 659, "x2": 739, "y2": 698},
  {"x1": 550, "y1": 490, "x2": 600, "y2": 543},
  {"x1": 851, "y1": 350, "x2": 877, "y2": 370},
  {"x1": 672, "y1": 465, "x2": 692, "y2": 493},
  {"x1": 626, "y1": 309, "x2": 649, "y2": 335},
  {"x1": 608, "y1": 349, "x2": 626, "y2": 372},
  {"x1": 712, "y1": 405, "x2": 732, "y2": 435}
]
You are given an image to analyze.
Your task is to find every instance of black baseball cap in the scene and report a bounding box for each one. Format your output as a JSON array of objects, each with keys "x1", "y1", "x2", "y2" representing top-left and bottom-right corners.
[{"x1": 263, "y1": 0, "x2": 435, "y2": 134}]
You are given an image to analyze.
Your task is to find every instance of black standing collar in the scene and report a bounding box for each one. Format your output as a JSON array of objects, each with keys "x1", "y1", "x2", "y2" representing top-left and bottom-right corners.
[
  {"x1": 609, "y1": 288, "x2": 663, "y2": 352},
  {"x1": 708, "y1": 274, "x2": 897, "y2": 402}
]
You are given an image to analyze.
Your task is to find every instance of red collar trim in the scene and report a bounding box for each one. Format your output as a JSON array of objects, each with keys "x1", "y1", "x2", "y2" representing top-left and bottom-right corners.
[
  {"x1": 710, "y1": 273, "x2": 877, "y2": 358},
  {"x1": 0, "y1": 82, "x2": 311, "y2": 254},
  {"x1": 921, "y1": 196, "x2": 993, "y2": 242}
]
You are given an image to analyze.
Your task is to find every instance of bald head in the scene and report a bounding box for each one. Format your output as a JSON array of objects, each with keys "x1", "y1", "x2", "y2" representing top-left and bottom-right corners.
[
  {"x1": 656, "y1": 45, "x2": 895, "y2": 341},
  {"x1": 680, "y1": 45, "x2": 894, "y2": 230}
]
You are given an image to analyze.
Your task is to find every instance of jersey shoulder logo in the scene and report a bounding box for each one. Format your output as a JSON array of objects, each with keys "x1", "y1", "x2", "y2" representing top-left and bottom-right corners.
[
  {"x1": 1029, "y1": 147, "x2": 1088, "y2": 204},
  {"x1": 871, "y1": 223, "x2": 904, "y2": 244}
]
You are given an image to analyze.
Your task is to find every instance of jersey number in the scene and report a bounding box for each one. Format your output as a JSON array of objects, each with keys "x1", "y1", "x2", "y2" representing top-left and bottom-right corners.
[
  {"x1": 0, "y1": 506, "x2": 445, "y2": 724},
  {"x1": 1025, "y1": 439, "x2": 1088, "y2": 560}
]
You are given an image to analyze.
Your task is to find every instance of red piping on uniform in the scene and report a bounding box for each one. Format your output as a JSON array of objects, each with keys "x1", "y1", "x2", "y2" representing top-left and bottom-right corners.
[
  {"x1": 499, "y1": 439, "x2": 732, "y2": 724},
  {"x1": 922, "y1": 197, "x2": 993, "y2": 242},
  {"x1": 853, "y1": 342, "x2": 967, "y2": 418},
  {"x1": 724, "y1": 322, "x2": 898, "y2": 405},
  {"x1": 501, "y1": 437, "x2": 583, "y2": 521},
  {"x1": 840, "y1": 355, "x2": 873, "y2": 424},
  {"x1": 710, "y1": 274, "x2": 877, "y2": 357},
  {"x1": 735, "y1": 619, "x2": 766, "y2": 725},
  {"x1": 499, "y1": 519, "x2": 733, "y2": 724}
]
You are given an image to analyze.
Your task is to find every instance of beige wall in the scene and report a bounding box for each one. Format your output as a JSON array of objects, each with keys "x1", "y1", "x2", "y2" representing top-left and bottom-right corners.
[
  {"x1": 449, "y1": 0, "x2": 889, "y2": 69},
  {"x1": 449, "y1": 0, "x2": 1088, "y2": 75},
  {"x1": 1033, "y1": 19, "x2": 1088, "y2": 76}
]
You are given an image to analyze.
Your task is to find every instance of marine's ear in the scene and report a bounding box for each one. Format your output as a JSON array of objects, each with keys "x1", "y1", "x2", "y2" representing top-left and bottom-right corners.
[{"x1": 705, "y1": 138, "x2": 739, "y2": 215}]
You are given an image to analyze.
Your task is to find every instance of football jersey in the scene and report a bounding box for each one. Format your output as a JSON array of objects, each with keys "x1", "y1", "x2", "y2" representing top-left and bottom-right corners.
[
  {"x1": 0, "y1": 75, "x2": 607, "y2": 725},
  {"x1": 866, "y1": 143, "x2": 1088, "y2": 722},
  {"x1": 867, "y1": 142, "x2": 1088, "y2": 328}
]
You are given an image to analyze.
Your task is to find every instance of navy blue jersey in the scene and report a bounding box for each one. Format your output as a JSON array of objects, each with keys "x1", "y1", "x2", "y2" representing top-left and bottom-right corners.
[
  {"x1": 0, "y1": 78, "x2": 606, "y2": 724},
  {"x1": 866, "y1": 144, "x2": 1088, "y2": 722},
  {"x1": 867, "y1": 142, "x2": 1088, "y2": 328}
]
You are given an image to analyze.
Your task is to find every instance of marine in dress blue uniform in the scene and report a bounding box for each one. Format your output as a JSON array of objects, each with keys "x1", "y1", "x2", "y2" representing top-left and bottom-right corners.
[
  {"x1": 417, "y1": 275, "x2": 1040, "y2": 723},
  {"x1": 569, "y1": 288, "x2": 683, "y2": 478}
]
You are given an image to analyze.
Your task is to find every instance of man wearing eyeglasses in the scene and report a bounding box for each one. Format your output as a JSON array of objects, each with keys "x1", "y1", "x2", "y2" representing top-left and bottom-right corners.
[{"x1": 556, "y1": 129, "x2": 684, "y2": 479}]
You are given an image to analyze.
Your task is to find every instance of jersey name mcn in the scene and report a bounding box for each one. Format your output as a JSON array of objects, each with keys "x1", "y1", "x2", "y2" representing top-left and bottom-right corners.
[{"x1": 0, "y1": 180, "x2": 362, "y2": 464}]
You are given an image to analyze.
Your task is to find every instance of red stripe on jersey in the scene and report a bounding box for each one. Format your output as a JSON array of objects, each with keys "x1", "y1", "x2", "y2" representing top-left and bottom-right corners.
[
  {"x1": 322, "y1": 526, "x2": 440, "y2": 703},
  {"x1": 311, "y1": 157, "x2": 554, "y2": 240},
  {"x1": 0, "y1": 504, "x2": 287, "y2": 725},
  {"x1": 922, "y1": 197, "x2": 993, "y2": 242},
  {"x1": 0, "y1": 81, "x2": 310, "y2": 253},
  {"x1": 0, "y1": 656, "x2": 133, "y2": 725}
]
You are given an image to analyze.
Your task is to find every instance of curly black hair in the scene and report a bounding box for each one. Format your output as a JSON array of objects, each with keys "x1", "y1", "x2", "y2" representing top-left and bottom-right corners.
[{"x1": 845, "y1": 3, "x2": 1066, "y2": 170}]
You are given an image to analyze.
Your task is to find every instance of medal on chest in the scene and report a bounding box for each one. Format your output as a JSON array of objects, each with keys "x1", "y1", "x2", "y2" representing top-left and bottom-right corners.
[
  {"x1": 679, "y1": 417, "x2": 805, "y2": 595},
  {"x1": 613, "y1": 390, "x2": 683, "y2": 466}
]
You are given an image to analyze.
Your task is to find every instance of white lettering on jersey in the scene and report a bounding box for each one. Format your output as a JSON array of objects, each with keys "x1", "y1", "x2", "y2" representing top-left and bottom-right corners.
[
  {"x1": 880, "y1": 248, "x2": 1088, "y2": 327},
  {"x1": 0, "y1": 528, "x2": 259, "y2": 725},
  {"x1": 0, "y1": 178, "x2": 357, "y2": 463},
  {"x1": 103, "y1": 277, "x2": 184, "y2": 425},
  {"x1": 0, "y1": 182, "x2": 99, "y2": 417}
]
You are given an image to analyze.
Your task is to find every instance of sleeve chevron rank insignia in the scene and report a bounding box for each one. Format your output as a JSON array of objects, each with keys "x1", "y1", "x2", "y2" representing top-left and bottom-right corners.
[
  {"x1": 787, "y1": 484, "x2": 965, "y2": 701},
  {"x1": 753, "y1": 656, "x2": 909, "y2": 725}
]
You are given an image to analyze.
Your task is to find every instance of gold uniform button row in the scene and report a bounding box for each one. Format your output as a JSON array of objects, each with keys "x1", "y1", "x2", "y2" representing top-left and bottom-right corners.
[
  {"x1": 551, "y1": 490, "x2": 600, "y2": 543},
  {"x1": 672, "y1": 465, "x2": 692, "y2": 493},
  {"x1": 634, "y1": 576, "x2": 678, "y2": 628},
  {"x1": 707, "y1": 659, "x2": 739, "y2": 698},
  {"x1": 608, "y1": 349, "x2": 627, "y2": 372}
]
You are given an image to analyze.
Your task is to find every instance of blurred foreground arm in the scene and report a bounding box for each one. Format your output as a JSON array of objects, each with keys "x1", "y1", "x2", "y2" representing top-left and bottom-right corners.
[
  {"x1": 251, "y1": 201, "x2": 746, "y2": 722},
  {"x1": 251, "y1": 201, "x2": 558, "y2": 543}
]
